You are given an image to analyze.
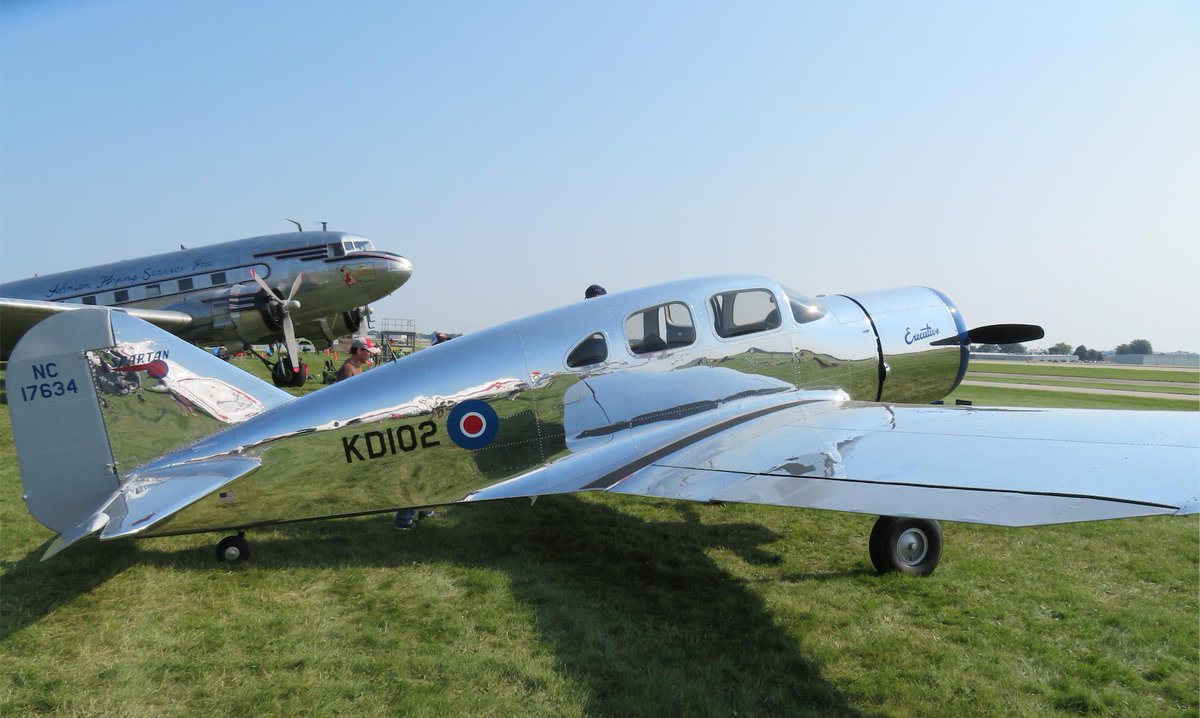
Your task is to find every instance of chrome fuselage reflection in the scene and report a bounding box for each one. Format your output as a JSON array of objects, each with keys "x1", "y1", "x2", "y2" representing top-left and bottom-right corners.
[{"x1": 106, "y1": 275, "x2": 965, "y2": 536}]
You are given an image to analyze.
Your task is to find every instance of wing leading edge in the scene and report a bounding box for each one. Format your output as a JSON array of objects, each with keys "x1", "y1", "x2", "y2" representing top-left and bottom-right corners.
[{"x1": 0, "y1": 297, "x2": 194, "y2": 359}]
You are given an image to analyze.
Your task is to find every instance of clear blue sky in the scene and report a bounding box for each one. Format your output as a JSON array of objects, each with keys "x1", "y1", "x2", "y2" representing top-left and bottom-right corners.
[{"x1": 2, "y1": 1, "x2": 1197, "y2": 352}]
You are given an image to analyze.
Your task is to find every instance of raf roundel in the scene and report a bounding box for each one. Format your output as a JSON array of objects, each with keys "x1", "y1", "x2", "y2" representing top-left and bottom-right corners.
[{"x1": 447, "y1": 400, "x2": 499, "y2": 450}]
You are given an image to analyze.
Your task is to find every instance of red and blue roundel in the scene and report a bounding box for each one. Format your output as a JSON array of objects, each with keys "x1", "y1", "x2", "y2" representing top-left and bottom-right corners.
[{"x1": 447, "y1": 400, "x2": 499, "y2": 450}]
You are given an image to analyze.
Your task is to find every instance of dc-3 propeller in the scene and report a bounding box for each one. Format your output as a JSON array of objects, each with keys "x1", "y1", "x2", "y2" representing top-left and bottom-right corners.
[
  {"x1": 251, "y1": 269, "x2": 304, "y2": 373},
  {"x1": 929, "y1": 323, "x2": 1045, "y2": 347}
]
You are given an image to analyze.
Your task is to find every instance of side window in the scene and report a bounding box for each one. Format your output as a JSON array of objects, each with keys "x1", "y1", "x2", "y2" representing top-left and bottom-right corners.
[
  {"x1": 82, "y1": 295, "x2": 97, "y2": 305},
  {"x1": 114, "y1": 290, "x2": 129, "y2": 303},
  {"x1": 782, "y1": 286, "x2": 828, "y2": 325},
  {"x1": 146, "y1": 284, "x2": 161, "y2": 297},
  {"x1": 710, "y1": 289, "x2": 781, "y2": 338},
  {"x1": 626, "y1": 302, "x2": 695, "y2": 355},
  {"x1": 210, "y1": 271, "x2": 227, "y2": 285},
  {"x1": 178, "y1": 277, "x2": 194, "y2": 291},
  {"x1": 567, "y1": 332, "x2": 608, "y2": 368}
]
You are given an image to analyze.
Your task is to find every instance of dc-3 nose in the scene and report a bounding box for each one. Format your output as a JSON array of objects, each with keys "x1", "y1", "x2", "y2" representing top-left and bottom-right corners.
[{"x1": 378, "y1": 253, "x2": 414, "y2": 291}]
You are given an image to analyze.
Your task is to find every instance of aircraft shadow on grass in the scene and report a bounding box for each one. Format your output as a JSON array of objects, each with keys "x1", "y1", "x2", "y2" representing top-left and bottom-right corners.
[{"x1": 2, "y1": 496, "x2": 866, "y2": 717}]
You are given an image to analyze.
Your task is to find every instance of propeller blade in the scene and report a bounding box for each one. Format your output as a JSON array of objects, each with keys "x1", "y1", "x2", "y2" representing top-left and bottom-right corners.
[
  {"x1": 931, "y1": 323, "x2": 1045, "y2": 347},
  {"x1": 286, "y1": 272, "x2": 304, "y2": 303},
  {"x1": 282, "y1": 314, "x2": 300, "y2": 373},
  {"x1": 250, "y1": 269, "x2": 283, "y2": 304}
]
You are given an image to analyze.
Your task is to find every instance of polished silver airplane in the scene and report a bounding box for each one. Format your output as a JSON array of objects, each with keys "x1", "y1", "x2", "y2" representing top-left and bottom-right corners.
[
  {"x1": 0, "y1": 229, "x2": 413, "y2": 385},
  {"x1": 7, "y1": 275, "x2": 1197, "y2": 574}
]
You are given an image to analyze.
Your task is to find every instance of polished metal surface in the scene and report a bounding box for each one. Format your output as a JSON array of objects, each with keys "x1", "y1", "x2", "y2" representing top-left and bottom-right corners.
[
  {"x1": 1, "y1": 230, "x2": 413, "y2": 356},
  {"x1": 8, "y1": 275, "x2": 1197, "y2": 558}
]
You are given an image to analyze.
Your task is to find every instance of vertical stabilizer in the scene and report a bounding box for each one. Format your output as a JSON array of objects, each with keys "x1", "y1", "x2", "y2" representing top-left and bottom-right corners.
[
  {"x1": 7, "y1": 308, "x2": 293, "y2": 558},
  {"x1": 8, "y1": 310, "x2": 120, "y2": 554}
]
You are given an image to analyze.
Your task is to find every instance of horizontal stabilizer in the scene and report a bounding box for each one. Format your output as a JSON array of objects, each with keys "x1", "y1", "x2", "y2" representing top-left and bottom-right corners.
[{"x1": 102, "y1": 457, "x2": 262, "y2": 539}]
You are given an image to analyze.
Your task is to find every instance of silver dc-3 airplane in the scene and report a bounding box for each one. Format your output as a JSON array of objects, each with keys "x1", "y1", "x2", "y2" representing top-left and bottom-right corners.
[
  {"x1": 7, "y1": 276, "x2": 1198, "y2": 574},
  {"x1": 0, "y1": 228, "x2": 413, "y2": 385}
]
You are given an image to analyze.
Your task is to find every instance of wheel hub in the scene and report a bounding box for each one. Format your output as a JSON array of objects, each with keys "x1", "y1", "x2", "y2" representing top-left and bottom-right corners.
[{"x1": 896, "y1": 527, "x2": 928, "y2": 565}]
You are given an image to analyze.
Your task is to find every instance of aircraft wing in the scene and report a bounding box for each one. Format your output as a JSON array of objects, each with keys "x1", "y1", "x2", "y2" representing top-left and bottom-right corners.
[
  {"x1": 468, "y1": 398, "x2": 1199, "y2": 526},
  {"x1": 0, "y1": 297, "x2": 194, "y2": 359}
]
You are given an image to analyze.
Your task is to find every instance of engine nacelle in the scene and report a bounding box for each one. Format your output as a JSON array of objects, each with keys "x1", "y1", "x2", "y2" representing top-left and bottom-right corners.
[{"x1": 838, "y1": 286, "x2": 968, "y2": 404}]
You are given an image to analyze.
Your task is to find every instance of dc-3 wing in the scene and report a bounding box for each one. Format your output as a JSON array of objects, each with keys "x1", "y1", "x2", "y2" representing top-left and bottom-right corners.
[
  {"x1": 467, "y1": 394, "x2": 1199, "y2": 526},
  {"x1": 0, "y1": 297, "x2": 194, "y2": 359}
]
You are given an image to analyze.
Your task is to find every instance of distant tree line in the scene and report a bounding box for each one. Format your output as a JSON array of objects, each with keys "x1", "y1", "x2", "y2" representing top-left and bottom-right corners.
[{"x1": 971, "y1": 338, "x2": 1154, "y2": 363}]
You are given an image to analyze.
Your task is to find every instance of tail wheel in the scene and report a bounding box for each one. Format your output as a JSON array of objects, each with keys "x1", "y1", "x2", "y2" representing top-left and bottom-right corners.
[
  {"x1": 869, "y1": 516, "x2": 942, "y2": 577},
  {"x1": 216, "y1": 534, "x2": 251, "y2": 563}
]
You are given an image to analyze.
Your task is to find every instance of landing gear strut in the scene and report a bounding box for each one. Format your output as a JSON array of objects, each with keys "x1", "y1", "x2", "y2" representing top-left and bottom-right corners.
[
  {"x1": 869, "y1": 516, "x2": 942, "y2": 576},
  {"x1": 216, "y1": 532, "x2": 251, "y2": 563}
]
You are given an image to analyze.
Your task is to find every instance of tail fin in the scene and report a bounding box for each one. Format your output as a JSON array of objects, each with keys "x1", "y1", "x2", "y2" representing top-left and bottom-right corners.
[{"x1": 7, "y1": 308, "x2": 291, "y2": 557}]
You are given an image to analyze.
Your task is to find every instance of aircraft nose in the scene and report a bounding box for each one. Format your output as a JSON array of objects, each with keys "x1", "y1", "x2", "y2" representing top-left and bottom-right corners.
[{"x1": 387, "y1": 256, "x2": 414, "y2": 287}]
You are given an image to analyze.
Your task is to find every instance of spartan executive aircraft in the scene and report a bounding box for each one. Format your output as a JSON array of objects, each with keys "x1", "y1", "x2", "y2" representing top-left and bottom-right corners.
[
  {"x1": 7, "y1": 276, "x2": 1197, "y2": 574},
  {"x1": 0, "y1": 228, "x2": 413, "y2": 384}
]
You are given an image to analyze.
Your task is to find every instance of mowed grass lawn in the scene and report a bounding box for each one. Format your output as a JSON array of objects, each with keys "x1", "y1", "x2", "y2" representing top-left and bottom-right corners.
[{"x1": 2, "y1": 358, "x2": 1197, "y2": 717}]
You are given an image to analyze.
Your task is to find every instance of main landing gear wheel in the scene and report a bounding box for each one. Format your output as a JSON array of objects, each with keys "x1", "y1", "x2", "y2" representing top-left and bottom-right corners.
[
  {"x1": 216, "y1": 533, "x2": 251, "y2": 563},
  {"x1": 271, "y1": 359, "x2": 308, "y2": 388},
  {"x1": 869, "y1": 516, "x2": 942, "y2": 577}
]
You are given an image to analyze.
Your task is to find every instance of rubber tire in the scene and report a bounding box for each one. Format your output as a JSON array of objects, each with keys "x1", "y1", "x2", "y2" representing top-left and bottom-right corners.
[
  {"x1": 288, "y1": 361, "x2": 308, "y2": 387},
  {"x1": 870, "y1": 517, "x2": 942, "y2": 577},
  {"x1": 869, "y1": 516, "x2": 896, "y2": 573},
  {"x1": 216, "y1": 535, "x2": 251, "y2": 563},
  {"x1": 271, "y1": 360, "x2": 291, "y2": 387}
]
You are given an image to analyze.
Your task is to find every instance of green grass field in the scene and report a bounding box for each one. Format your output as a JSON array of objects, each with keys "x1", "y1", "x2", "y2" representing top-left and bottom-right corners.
[{"x1": 2, "y1": 358, "x2": 1197, "y2": 717}]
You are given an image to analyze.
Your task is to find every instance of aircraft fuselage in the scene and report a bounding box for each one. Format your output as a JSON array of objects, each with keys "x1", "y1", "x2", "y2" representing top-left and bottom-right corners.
[{"x1": 0, "y1": 230, "x2": 413, "y2": 350}]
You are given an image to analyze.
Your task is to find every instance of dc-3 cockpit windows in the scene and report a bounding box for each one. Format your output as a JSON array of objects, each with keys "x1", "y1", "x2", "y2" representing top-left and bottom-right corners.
[
  {"x1": 327, "y1": 239, "x2": 375, "y2": 258},
  {"x1": 626, "y1": 302, "x2": 696, "y2": 355},
  {"x1": 710, "y1": 288, "x2": 782, "y2": 338},
  {"x1": 567, "y1": 332, "x2": 608, "y2": 368},
  {"x1": 782, "y1": 286, "x2": 828, "y2": 325}
]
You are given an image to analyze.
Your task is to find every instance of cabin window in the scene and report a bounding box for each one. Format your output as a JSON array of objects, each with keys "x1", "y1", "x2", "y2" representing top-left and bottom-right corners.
[
  {"x1": 626, "y1": 302, "x2": 695, "y2": 355},
  {"x1": 567, "y1": 332, "x2": 608, "y2": 368},
  {"x1": 178, "y1": 277, "x2": 194, "y2": 291},
  {"x1": 114, "y1": 290, "x2": 129, "y2": 303},
  {"x1": 710, "y1": 289, "x2": 781, "y2": 338},
  {"x1": 782, "y1": 286, "x2": 828, "y2": 325},
  {"x1": 146, "y1": 284, "x2": 161, "y2": 297},
  {"x1": 82, "y1": 295, "x2": 97, "y2": 305},
  {"x1": 210, "y1": 271, "x2": 226, "y2": 285}
]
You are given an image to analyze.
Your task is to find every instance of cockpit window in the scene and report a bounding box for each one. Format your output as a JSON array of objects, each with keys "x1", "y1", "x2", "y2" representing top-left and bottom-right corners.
[
  {"x1": 328, "y1": 239, "x2": 375, "y2": 258},
  {"x1": 567, "y1": 332, "x2": 608, "y2": 368},
  {"x1": 710, "y1": 289, "x2": 782, "y2": 338},
  {"x1": 626, "y1": 302, "x2": 695, "y2": 354},
  {"x1": 782, "y1": 286, "x2": 828, "y2": 325}
]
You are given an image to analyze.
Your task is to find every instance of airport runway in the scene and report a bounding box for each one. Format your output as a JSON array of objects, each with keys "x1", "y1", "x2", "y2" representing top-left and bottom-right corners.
[
  {"x1": 960, "y1": 380, "x2": 1198, "y2": 402},
  {"x1": 968, "y1": 372, "x2": 1198, "y2": 389}
]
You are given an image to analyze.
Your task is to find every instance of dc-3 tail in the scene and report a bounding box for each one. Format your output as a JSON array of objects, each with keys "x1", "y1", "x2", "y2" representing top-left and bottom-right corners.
[{"x1": 6, "y1": 308, "x2": 293, "y2": 559}]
